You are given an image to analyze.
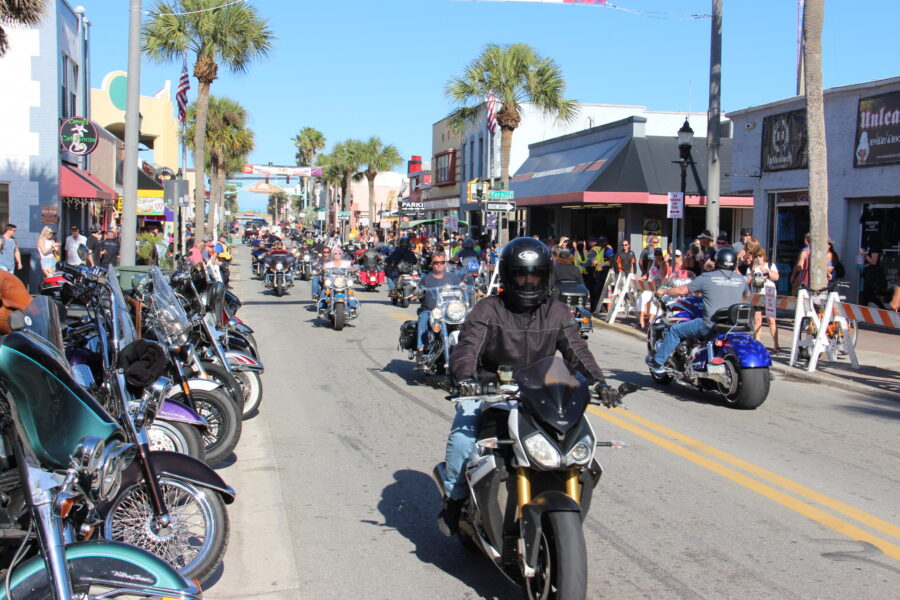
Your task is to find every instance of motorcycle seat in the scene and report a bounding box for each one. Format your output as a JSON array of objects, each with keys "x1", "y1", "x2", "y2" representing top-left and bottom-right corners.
[
  {"x1": 710, "y1": 303, "x2": 755, "y2": 333},
  {"x1": 553, "y1": 281, "x2": 590, "y2": 299}
]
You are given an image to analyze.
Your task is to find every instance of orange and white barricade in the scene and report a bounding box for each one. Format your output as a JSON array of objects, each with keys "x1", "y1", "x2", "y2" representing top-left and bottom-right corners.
[
  {"x1": 597, "y1": 269, "x2": 618, "y2": 313},
  {"x1": 835, "y1": 301, "x2": 900, "y2": 329},
  {"x1": 789, "y1": 289, "x2": 859, "y2": 372}
]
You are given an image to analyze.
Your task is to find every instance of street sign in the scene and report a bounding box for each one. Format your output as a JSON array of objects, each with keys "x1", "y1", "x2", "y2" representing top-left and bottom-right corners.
[
  {"x1": 486, "y1": 201, "x2": 516, "y2": 212},
  {"x1": 488, "y1": 190, "x2": 515, "y2": 200},
  {"x1": 666, "y1": 192, "x2": 684, "y2": 218},
  {"x1": 337, "y1": 213, "x2": 350, "y2": 221}
]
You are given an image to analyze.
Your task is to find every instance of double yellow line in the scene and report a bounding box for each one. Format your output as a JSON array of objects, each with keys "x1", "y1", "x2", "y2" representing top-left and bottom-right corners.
[{"x1": 587, "y1": 406, "x2": 900, "y2": 561}]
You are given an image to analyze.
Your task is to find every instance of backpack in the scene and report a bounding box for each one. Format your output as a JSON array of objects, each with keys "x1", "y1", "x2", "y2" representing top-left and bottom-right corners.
[{"x1": 834, "y1": 259, "x2": 845, "y2": 279}]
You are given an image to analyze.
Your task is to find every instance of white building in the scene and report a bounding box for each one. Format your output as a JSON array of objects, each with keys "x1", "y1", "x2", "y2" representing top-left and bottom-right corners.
[{"x1": 727, "y1": 75, "x2": 900, "y2": 300}]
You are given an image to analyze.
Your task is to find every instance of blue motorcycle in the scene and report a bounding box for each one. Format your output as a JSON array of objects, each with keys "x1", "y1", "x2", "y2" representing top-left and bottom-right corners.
[{"x1": 647, "y1": 295, "x2": 771, "y2": 409}]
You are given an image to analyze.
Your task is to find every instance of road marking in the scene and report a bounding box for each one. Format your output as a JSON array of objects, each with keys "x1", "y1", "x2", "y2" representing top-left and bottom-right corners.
[
  {"x1": 587, "y1": 406, "x2": 900, "y2": 561},
  {"x1": 388, "y1": 312, "x2": 411, "y2": 322}
]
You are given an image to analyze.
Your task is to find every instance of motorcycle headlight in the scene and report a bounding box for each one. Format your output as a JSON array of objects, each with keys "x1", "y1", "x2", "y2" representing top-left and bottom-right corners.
[
  {"x1": 276, "y1": 262, "x2": 284, "y2": 270},
  {"x1": 565, "y1": 434, "x2": 595, "y2": 466},
  {"x1": 141, "y1": 376, "x2": 172, "y2": 424},
  {"x1": 73, "y1": 436, "x2": 105, "y2": 492},
  {"x1": 303, "y1": 254, "x2": 311, "y2": 261},
  {"x1": 334, "y1": 276, "x2": 346, "y2": 288},
  {"x1": 445, "y1": 299, "x2": 467, "y2": 323},
  {"x1": 523, "y1": 433, "x2": 561, "y2": 469},
  {"x1": 431, "y1": 307, "x2": 442, "y2": 320},
  {"x1": 324, "y1": 277, "x2": 334, "y2": 288},
  {"x1": 98, "y1": 440, "x2": 135, "y2": 499}
]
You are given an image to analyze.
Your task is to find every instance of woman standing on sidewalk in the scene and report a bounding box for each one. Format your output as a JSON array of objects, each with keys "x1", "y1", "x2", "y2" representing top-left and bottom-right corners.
[{"x1": 747, "y1": 240, "x2": 780, "y2": 353}]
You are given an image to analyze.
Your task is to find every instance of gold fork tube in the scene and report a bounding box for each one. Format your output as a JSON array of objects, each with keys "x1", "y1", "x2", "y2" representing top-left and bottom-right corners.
[
  {"x1": 516, "y1": 467, "x2": 532, "y2": 518},
  {"x1": 565, "y1": 469, "x2": 580, "y2": 503}
]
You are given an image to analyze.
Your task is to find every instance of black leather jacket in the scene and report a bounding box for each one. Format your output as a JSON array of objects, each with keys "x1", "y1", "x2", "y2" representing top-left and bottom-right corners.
[
  {"x1": 450, "y1": 295, "x2": 605, "y2": 384},
  {"x1": 385, "y1": 248, "x2": 418, "y2": 272}
]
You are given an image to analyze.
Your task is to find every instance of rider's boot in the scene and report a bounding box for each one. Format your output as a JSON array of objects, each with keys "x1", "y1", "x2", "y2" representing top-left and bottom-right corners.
[{"x1": 437, "y1": 497, "x2": 464, "y2": 537}]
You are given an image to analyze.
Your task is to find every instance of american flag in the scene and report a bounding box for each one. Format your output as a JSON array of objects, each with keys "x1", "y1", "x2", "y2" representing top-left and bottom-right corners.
[
  {"x1": 176, "y1": 56, "x2": 190, "y2": 123},
  {"x1": 486, "y1": 93, "x2": 498, "y2": 133}
]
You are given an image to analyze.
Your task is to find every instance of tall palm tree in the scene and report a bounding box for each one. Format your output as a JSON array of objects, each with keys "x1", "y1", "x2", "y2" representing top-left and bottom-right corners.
[
  {"x1": 185, "y1": 96, "x2": 254, "y2": 236},
  {"x1": 356, "y1": 136, "x2": 402, "y2": 228},
  {"x1": 316, "y1": 155, "x2": 342, "y2": 233},
  {"x1": 143, "y1": 0, "x2": 273, "y2": 241},
  {"x1": 322, "y1": 140, "x2": 363, "y2": 236},
  {"x1": 293, "y1": 127, "x2": 326, "y2": 167},
  {"x1": 803, "y1": 0, "x2": 828, "y2": 291},
  {"x1": 0, "y1": 0, "x2": 46, "y2": 56},
  {"x1": 446, "y1": 43, "x2": 577, "y2": 189}
]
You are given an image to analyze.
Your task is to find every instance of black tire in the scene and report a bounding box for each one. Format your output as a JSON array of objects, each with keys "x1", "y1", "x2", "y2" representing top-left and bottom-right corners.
[
  {"x1": 189, "y1": 388, "x2": 242, "y2": 466},
  {"x1": 524, "y1": 511, "x2": 587, "y2": 600},
  {"x1": 103, "y1": 477, "x2": 229, "y2": 585},
  {"x1": 146, "y1": 419, "x2": 206, "y2": 462},
  {"x1": 646, "y1": 326, "x2": 673, "y2": 385},
  {"x1": 275, "y1": 282, "x2": 284, "y2": 297},
  {"x1": 334, "y1": 304, "x2": 345, "y2": 331},
  {"x1": 400, "y1": 296, "x2": 410, "y2": 309},
  {"x1": 234, "y1": 369, "x2": 264, "y2": 418},
  {"x1": 720, "y1": 363, "x2": 770, "y2": 410},
  {"x1": 391, "y1": 296, "x2": 398, "y2": 305},
  {"x1": 198, "y1": 361, "x2": 244, "y2": 408}
]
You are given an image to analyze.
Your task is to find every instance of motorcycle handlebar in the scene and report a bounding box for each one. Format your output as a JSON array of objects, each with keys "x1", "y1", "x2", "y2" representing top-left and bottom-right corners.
[{"x1": 56, "y1": 261, "x2": 105, "y2": 284}]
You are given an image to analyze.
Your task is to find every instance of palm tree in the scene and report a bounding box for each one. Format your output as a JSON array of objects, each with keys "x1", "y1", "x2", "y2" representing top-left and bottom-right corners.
[
  {"x1": 356, "y1": 136, "x2": 402, "y2": 229},
  {"x1": 322, "y1": 140, "x2": 363, "y2": 236},
  {"x1": 185, "y1": 96, "x2": 254, "y2": 237},
  {"x1": 0, "y1": 0, "x2": 46, "y2": 56},
  {"x1": 316, "y1": 156, "x2": 342, "y2": 233},
  {"x1": 143, "y1": 0, "x2": 273, "y2": 241},
  {"x1": 293, "y1": 127, "x2": 326, "y2": 167},
  {"x1": 446, "y1": 43, "x2": 577, "y2": 189},
  {"x1": 803, "y1": 0, "x2": 829, "y2": 291}
]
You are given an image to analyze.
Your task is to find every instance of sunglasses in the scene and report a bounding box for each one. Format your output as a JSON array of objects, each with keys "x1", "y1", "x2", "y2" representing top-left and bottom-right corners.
[{"x1": 432, "y1": 260, "x2": 447, "y2": 265}]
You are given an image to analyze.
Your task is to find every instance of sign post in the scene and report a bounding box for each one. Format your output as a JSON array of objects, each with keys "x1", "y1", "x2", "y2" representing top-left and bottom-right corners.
[{"x1": 667, "y1": 192, "x2": 684, "y2": 264}]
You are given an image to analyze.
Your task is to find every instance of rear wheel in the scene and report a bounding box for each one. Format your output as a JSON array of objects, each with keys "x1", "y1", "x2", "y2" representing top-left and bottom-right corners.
[
  {"x1": 103, "y1": 477, "x2": 229, "y2": 585},
  {"x1": 719, "y1": 360, "x2": 769, "y2": 410},
  {"x1": 234, "y1": 369, "x2": 263, "y2": 418},
  {"x1": 198, "y1": 361, "x2": 243, "y2": 408},
  {"x1": 334, "y1": 304, "x2": 346, "y2": 331},
  {"x1": 524, "y1": 511, "x2": 587, "y2": 600},
  {"x1": 147, "y1": 420, "x2": 205, "y2": 462},
  {"x1": 189, "y1": 389, "x2": 242, "y2": 465}
]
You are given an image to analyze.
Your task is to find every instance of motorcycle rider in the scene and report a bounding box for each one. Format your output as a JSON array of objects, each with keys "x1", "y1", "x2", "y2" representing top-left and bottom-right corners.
[
  {"x1": 438, "y1": 237, "x2": 621, "y2": 536},
  {"x1": 646, "y1": 247, "x2": 749, "y2": 373},
  {"x1": 311, "y1": 247, "x2": 351, "y2": 300},
  {"x1": 359, "y1": 242, "x2": 381, "y2": 271},
  {"x1": 385, "y1": 236, "x2": 418, "y2": 293},
  {"x1": 453, "y1": 237, "x2": 480, "y2": 266},
  {"x1": 415, "y1": 250, "x2": 464, "y2": 360}
]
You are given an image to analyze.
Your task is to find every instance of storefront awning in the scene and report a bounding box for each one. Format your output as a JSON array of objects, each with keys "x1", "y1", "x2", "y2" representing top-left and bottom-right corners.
[
  {"x1": 60, "y1": 165, "x2": 117, "y2": 201},
  {"x1": 510, "y1": 136, "x2": 629, "y2": 198}
]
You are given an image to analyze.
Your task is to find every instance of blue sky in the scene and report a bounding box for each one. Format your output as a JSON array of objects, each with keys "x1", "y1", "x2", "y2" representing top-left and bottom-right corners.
[{"x1": 77, "y1": 0, "x2": 900, "y2": 211}]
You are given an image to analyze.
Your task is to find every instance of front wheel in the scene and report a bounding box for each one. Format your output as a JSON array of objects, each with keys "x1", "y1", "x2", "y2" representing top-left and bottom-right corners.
[
  {"x1": 103, "y1": 477, "x2": 229, "y2": 585},
  {"x1": 189, "y1": 389, "x2": 242, "y2": 466},
  {"x1": 234, "y1": 369, "x2": 264, "y2": 418},
  {"x1": 719, "y1": 361, "x2": 770, "y2": 410},
  {"x1": 334, "y1": 304, "x2": 346, "y2": 331},
  {"x1": 646, "y1": 326, "x2": 673, "y2": 385},
  {"x1": 275, "y1": 281, "x2": 284, "y2": 296},
  {"x1": 146, "y1": 419, "x2": 206, "y2": 462},
  {"x1": 524, "y1": 511, "x2": 587, "y2": 600}
]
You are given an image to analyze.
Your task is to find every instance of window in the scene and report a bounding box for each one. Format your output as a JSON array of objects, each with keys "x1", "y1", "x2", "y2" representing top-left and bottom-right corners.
[
  {"x1": 60, "y1": 55, "x2": 69, "y2": 118},
  {"x1": 477, "y1": 138, "x2": 484, "y2": 179},
  {"x1": 434, "y1": 150, "x2": 456, "y2": 185},
  {"x1": 0, "y1": 184, "x2": 9, "y2": 228},
  {"x1": 469, "y1": 140, "x2": 475, "y2": 179},
  {"x1": 459, "y1": 144, "x2": 466, "y2": 182}
]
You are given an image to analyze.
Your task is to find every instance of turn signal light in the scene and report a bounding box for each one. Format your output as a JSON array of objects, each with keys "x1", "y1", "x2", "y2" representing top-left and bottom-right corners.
[
  {"x1": 582, "y1": 318, "x2": 590, "y2": 324},
  {"x1": 714, "y1": 340, "x2": 725, "y2": 347},
  {"x1": 57, "y1": 494, "x2": 76, "y2": 519},
  {"x1": 432, "y1": 325, "x2": 441, "y2": 332}
]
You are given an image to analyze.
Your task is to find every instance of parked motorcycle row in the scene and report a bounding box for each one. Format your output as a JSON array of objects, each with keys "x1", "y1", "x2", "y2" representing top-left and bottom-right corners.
[{"x1": 0, "y1": 259, "x2": 264, "y2": 599}]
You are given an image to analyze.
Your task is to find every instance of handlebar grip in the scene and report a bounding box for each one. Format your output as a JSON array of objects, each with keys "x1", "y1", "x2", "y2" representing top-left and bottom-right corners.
[{"x1": 56, "y1": 261, "x2": 84, "y2": 278}]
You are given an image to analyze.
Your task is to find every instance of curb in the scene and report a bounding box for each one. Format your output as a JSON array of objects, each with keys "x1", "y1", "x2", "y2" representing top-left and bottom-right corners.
[{"x1": 591, "y1": 316, "x2": 900, "y2": 400}]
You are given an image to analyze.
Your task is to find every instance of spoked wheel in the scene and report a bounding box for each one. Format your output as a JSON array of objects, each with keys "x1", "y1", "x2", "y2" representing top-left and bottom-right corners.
[
  {"x1": 103, "y1": 477, "x2": 229, "y2": 585},
  {"x1": 146, "y1": 420, "x2": 205, "y2": 462},
  {"x1": 190, "y1": 389, "x2": 242, "y2": 466},
  {"x1": 233, "y1": 369, "x2": 264, "y2": 418},
  {"x1": 523, "y1": 512, "x2": 587, "y2": 600}
]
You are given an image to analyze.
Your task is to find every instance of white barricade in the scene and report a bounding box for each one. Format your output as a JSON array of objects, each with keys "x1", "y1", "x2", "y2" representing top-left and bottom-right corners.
[
  {"x1": 789, "y1": 289, "x2": 860, "y2": 372},
  {"x1": 606, "y1": 272, "x2": 642, "y2": 324},
  {"x1": 597, "y1": 268, "x2": 618, "y2": 313}
]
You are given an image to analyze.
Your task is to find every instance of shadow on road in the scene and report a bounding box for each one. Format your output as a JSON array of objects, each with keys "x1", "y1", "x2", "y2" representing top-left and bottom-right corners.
[
  {"x1": 365, "y1": 469, "x2": 519, "y2": 600},
  {"x1": 601, "y1": 368, "x2": 738, "y2": 409}
]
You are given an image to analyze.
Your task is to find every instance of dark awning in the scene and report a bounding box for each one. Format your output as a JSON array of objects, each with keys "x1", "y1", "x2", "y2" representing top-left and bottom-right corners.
[{"x1": 60, "y1": 165, "x2": 117, "y2": 201}]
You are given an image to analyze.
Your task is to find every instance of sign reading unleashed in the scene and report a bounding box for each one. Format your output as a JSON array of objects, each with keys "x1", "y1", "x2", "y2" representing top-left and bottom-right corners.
[
  {"x1": 761, "y1": 110, "x2": 807, "y2": 171},
  {"x1": 854, "y1": 90, "x2": 900, "y2": 167},
  {"x1": 59, "y1": 117, "x2": 99, "y2": 156}
]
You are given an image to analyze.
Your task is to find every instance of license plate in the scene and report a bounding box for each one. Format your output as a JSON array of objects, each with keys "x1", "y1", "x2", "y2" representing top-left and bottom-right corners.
[{"x1": 708, "y1": 363, "x2": 726, "y2": 376}]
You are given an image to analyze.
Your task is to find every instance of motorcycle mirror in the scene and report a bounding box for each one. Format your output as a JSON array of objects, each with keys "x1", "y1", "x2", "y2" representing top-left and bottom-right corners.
[
  {"x1": 7, "y1": 310, "x2": 27, "y2": 331},
  {"x1": 617, "y1": 382, "x2": 638, "y2": 396}
]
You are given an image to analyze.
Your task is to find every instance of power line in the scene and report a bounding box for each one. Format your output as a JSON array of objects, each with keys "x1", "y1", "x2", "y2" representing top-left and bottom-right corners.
[{"x1": 145, "y1": 0, "x2": 246, "y2": 17}]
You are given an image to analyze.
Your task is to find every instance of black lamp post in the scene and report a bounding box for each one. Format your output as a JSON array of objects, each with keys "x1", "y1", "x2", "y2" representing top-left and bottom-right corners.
[{"x1": 673, "y1": 119, "x2": 694, "y2": 267}]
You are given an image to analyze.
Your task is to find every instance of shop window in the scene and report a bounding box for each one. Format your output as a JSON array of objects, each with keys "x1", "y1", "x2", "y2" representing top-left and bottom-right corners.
[
  {"x1": 434, "y1": 151, "x2": 456, "y2": 185},
  {"x1": 0, "y1": 184, "x2": 8, "y2": 227},
  {"x1": 767, "y1": 190, "x2": 809, "y2": 293}
]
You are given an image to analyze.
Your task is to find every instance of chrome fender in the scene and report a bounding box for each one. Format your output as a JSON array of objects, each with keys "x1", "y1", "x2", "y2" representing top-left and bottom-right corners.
[
  {"x1": 225, "y1": 350, "x2": 264, "y2": 372},
  {"x1": 108, "y1": 451, "x2": 236, "y2": 507},
  {"x1": 165, "y1": 378, "x2": 223, "y2": 397}
]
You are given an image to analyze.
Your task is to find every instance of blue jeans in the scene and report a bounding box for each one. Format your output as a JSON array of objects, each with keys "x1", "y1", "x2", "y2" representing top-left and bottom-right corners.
[
  {"x1": 311, "y1": 275, "x2": 321, "y2": 298},
  {"x1": 443, "y1": 398, "x2": 482, "y2": 499},
  {"x1": 653, "y1": 318, "x2": 711, "y2": 365},
  {"x1": 416, "y1": 310, "x2": 431, "y2": 350}
]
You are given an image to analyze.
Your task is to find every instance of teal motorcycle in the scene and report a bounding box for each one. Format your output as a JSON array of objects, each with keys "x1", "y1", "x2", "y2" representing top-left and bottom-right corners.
[{"x1": 0, "y1": 296, "x2": 201, "y2": 600}]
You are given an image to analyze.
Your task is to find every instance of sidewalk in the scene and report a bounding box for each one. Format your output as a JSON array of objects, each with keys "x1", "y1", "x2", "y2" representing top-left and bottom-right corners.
[{"x1": 593, "y1": 309, "x2": 900, "y2": 400}]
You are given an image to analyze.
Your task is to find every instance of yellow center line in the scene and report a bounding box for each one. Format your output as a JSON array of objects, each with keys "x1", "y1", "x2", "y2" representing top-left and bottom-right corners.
[
  {"x1": 388, "y1": 312, "x2": 411, "y2": 322},
  {"x1": 587, "y1": 406, "x2": 900, "y2": 561},
  {"x1": 608, "y1": 408, "x2": 900, "y2": 540}
]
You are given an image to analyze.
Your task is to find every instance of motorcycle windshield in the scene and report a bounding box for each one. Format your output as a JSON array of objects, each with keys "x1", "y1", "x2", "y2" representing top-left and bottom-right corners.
[
  {"x1": 514, "y1": 356, "x2": 590, "y2": 435},
  {"x1": 107, "y1": 267, "x2": 137, "y2": 349},
  {"x1": 22, "y1": 296, "x2": 65, "y2": 354},
  {"x1": 149, "y1": 267, "x2": 191, "y2": 344}
]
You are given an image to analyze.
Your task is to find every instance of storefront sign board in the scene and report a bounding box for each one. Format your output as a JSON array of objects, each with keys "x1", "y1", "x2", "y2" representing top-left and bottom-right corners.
[
  {"x1": 666, "y1": 192, "x2": 684, "y2": 218},
  {"x1": 761, "y1": 110, "x2": 807, "y2": 171},
  {"x1": 854, "y1": 90, "x2": 900, "y2": 167}
]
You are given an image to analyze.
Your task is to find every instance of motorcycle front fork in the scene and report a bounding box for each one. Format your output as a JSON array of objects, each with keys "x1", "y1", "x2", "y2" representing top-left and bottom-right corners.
[{"x1": 515, "y1": 467, "x2": 580, "y2": 518}]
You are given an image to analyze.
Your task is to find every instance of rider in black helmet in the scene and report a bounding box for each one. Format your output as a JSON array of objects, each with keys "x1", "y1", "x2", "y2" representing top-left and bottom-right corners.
[
  {"x1": 385, "y1": 236, "x2": 417, "y2": 291},
  {"x1": 453, "y1": 237, "x2": 480, "y2": 266},
  {"x1": 437, "y1": 237, "x2": 619, "y2": 536},
  {"x1": 646, "y1": 247, "x2": 748, "y2": 373}
]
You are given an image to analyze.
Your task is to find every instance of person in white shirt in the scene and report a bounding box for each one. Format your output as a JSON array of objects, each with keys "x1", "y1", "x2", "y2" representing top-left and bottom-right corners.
[
  {"x1": 747, "y1": 242, "x2": 780, "y2": 353},
  {"x1": 65, "y1": 225, "x2": 92, "y2": 266}
]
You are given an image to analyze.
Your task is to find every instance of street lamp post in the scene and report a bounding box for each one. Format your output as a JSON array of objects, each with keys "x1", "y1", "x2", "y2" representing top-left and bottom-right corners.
[
  {"x1": 674, "y1": 119, "x2": 694, "y2": 268},
  {"x1": 475, "y1": 179, "x2": 485, "y2": 240}
]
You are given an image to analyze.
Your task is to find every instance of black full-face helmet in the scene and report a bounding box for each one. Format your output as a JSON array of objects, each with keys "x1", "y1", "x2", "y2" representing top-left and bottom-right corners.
[
  {"x1": 714, "y1": 248, "x2": 737, "y2": 270},
  {"x1": 499, "y1": 238, "x2": 553, "y2": 311},
  {"x1": 462, "y1": 237, "x2": 475, "y2": 250},
  {"x1": 398, "y1": 237, "x2": 411, "y2": 249}
]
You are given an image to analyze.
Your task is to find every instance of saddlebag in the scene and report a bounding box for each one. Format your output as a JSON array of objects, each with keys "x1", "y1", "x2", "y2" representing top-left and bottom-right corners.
[{"x1": 398, "y1": 320, "x2": 418, "y2": 350}]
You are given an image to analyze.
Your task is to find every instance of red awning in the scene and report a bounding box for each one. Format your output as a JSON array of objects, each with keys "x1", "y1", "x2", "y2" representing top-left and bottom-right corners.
[{"x1": 60, "y1": 165, "x2": 117, "y2": 201}]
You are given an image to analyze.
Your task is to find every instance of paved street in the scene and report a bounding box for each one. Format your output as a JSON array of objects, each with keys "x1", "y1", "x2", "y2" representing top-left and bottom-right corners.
[{"x1": 208, "y1": 246, "x2": 899, "y2": 600}]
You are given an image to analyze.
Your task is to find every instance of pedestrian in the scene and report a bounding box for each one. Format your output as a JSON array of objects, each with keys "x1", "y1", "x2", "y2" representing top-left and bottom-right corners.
[
  {"x1": 215, "y1": 234, "x2": 233, "y2": 289},
  {"x1": 96, "y1": 230, "x2": 120, "y2": 268},
  {"x1": 696, "y1": 230, "x2": 715, "y2": 267},
  {"x1": 733, "y1": 228, "x2": 752, "y2": 255},
  {"x1": 790, "y1": 233, "x2": 811, "y2": 295},
  {"x1": 65, "y1": 225, "x2": 91, "y2": 267},
  {"x1": 639, "y1": 235, "x2": 660, "y2": 276},
  {"x1": 614, "y1": 238, "x2": 637, "y2": 275},
  {"x1": 637, "y1": 248, "x2": 668, "y2": 329},
  {"x1": 86, "y1": 226, "x2": 103, "y2": 265},
  {"x1": 37, "y1": 226, "x2": 59, "y2": 277},
  {"x1": 747, "y1": 244, "x2": 780, "y2": 353},
  {"x1": 0, "y1": 224, "x2": 23, "y2": 273},
  {"x1": 859, "y1": 247, "x2": 888, "y2": 309}
]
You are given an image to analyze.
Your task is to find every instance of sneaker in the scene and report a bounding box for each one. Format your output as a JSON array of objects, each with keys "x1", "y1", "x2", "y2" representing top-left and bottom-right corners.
[
  {"x1": 312, "y1": 294, "x2": 318, "y2": 301},
  {"x1": 437, "y1": 497, "x2": 464, "y2": 537},
  {"x1": 645, "y1": 355, "x2": 666, "y2": 374}
]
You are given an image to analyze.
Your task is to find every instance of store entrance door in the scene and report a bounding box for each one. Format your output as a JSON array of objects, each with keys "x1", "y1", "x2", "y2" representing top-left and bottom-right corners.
[{"x1": 768, "y1": 190, "x2": 809, "y2": 293}]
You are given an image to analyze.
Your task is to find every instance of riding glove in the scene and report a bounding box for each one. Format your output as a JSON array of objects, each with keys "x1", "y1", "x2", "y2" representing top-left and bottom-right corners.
[
  {"x1": 593, "y1": 382, "x2": 621, "y2": 408},
  {"x1": 456, "y1": 379, "x2": 483, "y2": 397}
]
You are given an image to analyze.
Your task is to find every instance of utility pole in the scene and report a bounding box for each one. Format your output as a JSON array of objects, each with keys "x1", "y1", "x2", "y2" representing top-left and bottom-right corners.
[
  {"x1": 120, "y1": 0, "x2": 142, "y2": 266},
  {"x1": 705, "y1": 0, "x2": 722, "y2": 236}
]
